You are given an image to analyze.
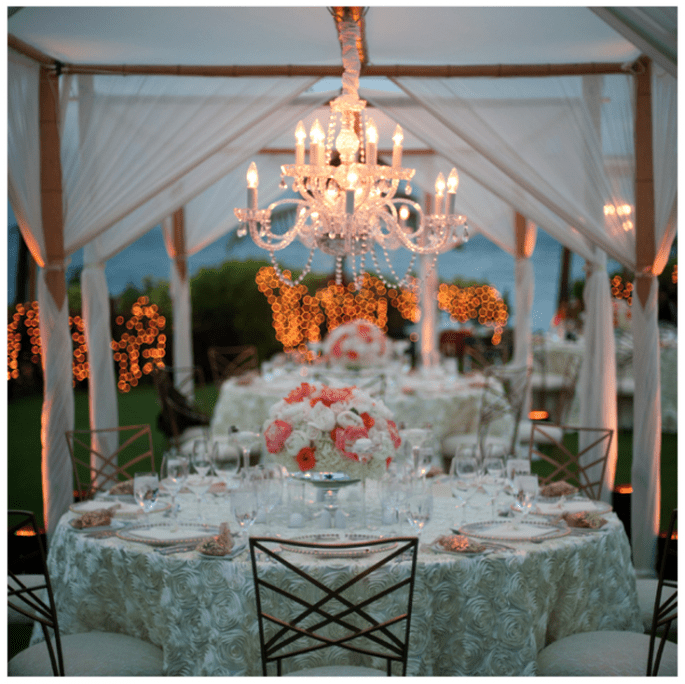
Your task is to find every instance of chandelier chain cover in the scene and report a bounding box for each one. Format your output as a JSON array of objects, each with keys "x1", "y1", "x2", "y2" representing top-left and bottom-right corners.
[{"x1": 235, "y1": 8, "x2": 468, "y2": 289}]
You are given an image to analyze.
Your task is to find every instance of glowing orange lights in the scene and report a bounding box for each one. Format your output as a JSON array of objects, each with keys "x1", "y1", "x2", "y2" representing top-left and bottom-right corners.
[
  {"x1": 614, "y1": 484, "x2": 633, "y2": 495},
  {"x1": 611, "y1": 274, "x2": 633, "y2": 305},
  {"x1": 8, "y1": 296, "x2": 166, "y2": 392},
  {"x1": 256, "y1": 267, "x2": 420, "y2": 356},
  {"x1": 437, "y1": 282, "x2": 508, "y2": 344},
  {"x1": 528, "y1": 410, "x2": 550, "y2": 421}
]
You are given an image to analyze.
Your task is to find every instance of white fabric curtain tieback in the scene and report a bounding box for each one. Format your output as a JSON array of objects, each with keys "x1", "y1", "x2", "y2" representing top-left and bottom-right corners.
[{"x1": 43, "y1": 259, "x2": 70, "y2": 271}]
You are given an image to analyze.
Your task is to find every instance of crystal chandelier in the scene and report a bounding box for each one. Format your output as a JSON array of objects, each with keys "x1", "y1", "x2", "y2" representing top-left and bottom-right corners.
[{"x1": 235, "y1": 9, "x2": 468, "y2": 289}]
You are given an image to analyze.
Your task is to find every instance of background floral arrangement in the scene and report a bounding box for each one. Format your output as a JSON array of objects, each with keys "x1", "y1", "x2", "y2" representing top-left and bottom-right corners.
[
  {"x1": 263, "y1": 382, "x2": 401, "y2": 480},
  {"x1": 322, "y1": 319, "x2": 390, "y2": 368}
]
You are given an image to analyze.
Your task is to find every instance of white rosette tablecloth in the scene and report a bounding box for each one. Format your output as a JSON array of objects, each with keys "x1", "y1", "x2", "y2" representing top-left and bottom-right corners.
[{"x1": 33, "y1": 487, "x2": 642, "y2": 676}]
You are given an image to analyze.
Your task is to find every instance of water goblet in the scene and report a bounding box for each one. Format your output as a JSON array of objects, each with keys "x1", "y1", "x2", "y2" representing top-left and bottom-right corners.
[
  {"x1": 399, "y1": 427, "x2": 431, "y2": 479},
  {"x1": 134, "y1": 472, "x2": 160, "y2": 519},
  {"x1": 482, "y1": 455, "x2": 506, "y2": 519},
  {"x1": 379, "y1": 475, "x2": 408, "y2": 529},
  {"x1": 160, "y1": 450, "x2": 188, "y2": 527},
  {"x1": 232, "y1": 429, "x2": 262, "y2": 477},
  {"x1": 513, "y1": 474, "x2": 539, "y2": 524},
  {"x1": 189, "y1": 440, "x2": 213, "y2": 522},
  {"x1": 232, "y1": 487, "x2": 259, "y2": 542},
  {"x1": 403, "y1": 481, "x2": 433, "y2": 538},
  {"x1": 210, "y1": 439, "x2": 241, "y2": 491}
]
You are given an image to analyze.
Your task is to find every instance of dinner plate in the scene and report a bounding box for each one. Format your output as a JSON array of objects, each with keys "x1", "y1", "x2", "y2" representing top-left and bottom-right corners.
[
  {"x1": 457, "y1": 519, "x2": 570, "y2": 542},
  {"x1": 69, "y1": 500, "x2": 121, "y2": 514},
  {"x1": 280, "y1": 533, "x2": 397, "y2": 558},
  {"x1": 116, "y1": 523, "x2": 219, "y2": 547},
  {"x1": 198, "y1": 542, "x2": 247, "y2": 560},
  {"x1": 68, "y1": 518, "x2": 127, "y2": 533}
]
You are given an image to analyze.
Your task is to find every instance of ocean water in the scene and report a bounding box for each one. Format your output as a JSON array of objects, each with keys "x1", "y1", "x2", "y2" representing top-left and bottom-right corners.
[{"x1": 7, "y1": 210, "x2": 591, "y2": 333}]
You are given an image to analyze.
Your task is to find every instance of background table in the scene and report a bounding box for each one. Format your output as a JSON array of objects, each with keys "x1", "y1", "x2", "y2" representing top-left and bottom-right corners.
[
  {"x1": 210, "y1": 367, "x2": 513, "y2": 448},
  {"x1": 36, "y1": 484, "x2": 642, "y2": 676}
]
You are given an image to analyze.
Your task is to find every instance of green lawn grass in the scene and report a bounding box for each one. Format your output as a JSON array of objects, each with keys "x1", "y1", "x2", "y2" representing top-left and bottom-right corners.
[{"x1": 7, "y1": 386, "x2": 676, "y2": 533}]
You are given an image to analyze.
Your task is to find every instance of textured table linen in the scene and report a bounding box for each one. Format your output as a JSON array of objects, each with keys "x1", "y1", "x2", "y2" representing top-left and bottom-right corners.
[
  {"x1": 210, "y1": 370, "x2": 513, "y2": 444},
  {"x1": 35, "y1": 486, "x2": 642, "y2": 676}
]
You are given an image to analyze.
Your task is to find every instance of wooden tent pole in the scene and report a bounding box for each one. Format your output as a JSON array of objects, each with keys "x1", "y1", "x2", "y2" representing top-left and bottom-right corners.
[
  {"x1": 172, "y1": 207, "x2": 187, "y2": 283},
  {"x1": 39, "y1": 66, "x2": 66, "y2": 308},
  {"x1": 634, "y1": 56, "x2": 655, "y2": 307}
]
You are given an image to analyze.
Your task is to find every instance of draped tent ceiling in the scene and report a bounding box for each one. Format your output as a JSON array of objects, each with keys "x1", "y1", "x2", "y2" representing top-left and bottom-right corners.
[{"x1": 7, "y1": 6, "x2": 677, "y2": 576}]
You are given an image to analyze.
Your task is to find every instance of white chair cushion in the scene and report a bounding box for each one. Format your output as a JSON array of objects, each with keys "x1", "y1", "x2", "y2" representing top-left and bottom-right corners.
[
  {"x1": 285, "y1": 664, "x2": 386, "y2": 676},
  {"x1": 536, "y1": 630, "x2": 677, "y2": 677},
  {"x1": 8, "y1": 574, "x2": 46, "y2": 625},
  {"x1": 8, "y1": 631, "x2": 164, "y2": 676},
  {"x1": 517, "y1": 420, "x2": 563, "y2": 445},
  {"x1": 636, "y1": 578, "x2": 678, "y2": 636}
]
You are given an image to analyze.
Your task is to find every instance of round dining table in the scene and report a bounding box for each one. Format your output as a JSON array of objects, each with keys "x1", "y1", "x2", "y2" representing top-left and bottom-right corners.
[{"x1": 33, "y1": 479, "x2": 642, "y2": 676}]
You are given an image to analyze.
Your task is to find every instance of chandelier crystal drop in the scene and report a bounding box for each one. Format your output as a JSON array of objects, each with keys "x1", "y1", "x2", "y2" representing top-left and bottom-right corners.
[{"x1": 235, "y1": 13, "x2": 468, "y2": 289}]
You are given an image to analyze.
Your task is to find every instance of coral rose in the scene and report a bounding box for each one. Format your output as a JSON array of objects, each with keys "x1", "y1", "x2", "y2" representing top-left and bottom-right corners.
[
  {"x1": 264, "y1": 419, "x2": 293, "y2": 454},
  {"x1": 296, "y1": 446, "x2": 317, "y2": 471}
]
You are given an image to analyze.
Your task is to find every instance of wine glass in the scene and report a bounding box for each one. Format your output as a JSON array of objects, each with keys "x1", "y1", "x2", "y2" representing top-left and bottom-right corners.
[
  {"x1": 189, "y1": 440, "x2": 213, "y2": 522},
  {"x1": 403, "y1": 480, "x2": 433, "y2": 537},
  {"x1": 482, "y1": 454, "x2": 506, "y2": 519},
  {"x1": 134, "y1": 473, "x2": 160, "y2": 519},
  {"x1": 232, "y1": 487, "x2": 259, "y2": 542},
  {"x1": 232, "y1": 429, "x2": 262, "y2": 477},
  {"x1": 160, "y1": 450, "x2": 188, "y2": 526},
  {"x1": 210, "y1": 439, "x2": 241, "y2": 491},
  {"x1": 379, "y1": 475, "x2": 408, "y2": 529},
  {"x1": 513, "y1": 474, "x2": 539, "y2": 524}
]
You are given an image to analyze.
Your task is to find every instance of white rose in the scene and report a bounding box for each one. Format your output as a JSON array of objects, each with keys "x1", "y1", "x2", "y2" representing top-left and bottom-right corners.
[
  {"x1": 336, "y1": 410, "x2": 364, "y2": 428},
  {"x1": 307, "y1": 402, "x2": 336, "y2": 432},
  {"x1": 284, "y1": 430, "x2": 310, "y2": 456},
  {"x1": 277, "y1": 401, "x2": 310, "y2": 423}
]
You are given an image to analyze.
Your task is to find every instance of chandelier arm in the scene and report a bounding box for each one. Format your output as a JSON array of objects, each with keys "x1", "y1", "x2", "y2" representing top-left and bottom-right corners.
[{"x1": 242, "y1": 198, "x2": 312, "y2": 252}]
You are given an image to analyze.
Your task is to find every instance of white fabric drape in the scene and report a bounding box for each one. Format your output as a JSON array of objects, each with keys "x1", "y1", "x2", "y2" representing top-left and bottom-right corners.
[
  {"x1": 576, "y1": 253, "x2": 618, "y2": 506},
  {"x1": 630, "y1": 277, "x2": 662, "y2": 576},
  {"x1": 81, "y1": 239, "x2": 119, "y2": 486},
  {"x1": 8, "y1": 52, "x2": 75, "y2": 536},
  {"x1": 161, "y1": 216, "x2": 194, "y2": 395}
]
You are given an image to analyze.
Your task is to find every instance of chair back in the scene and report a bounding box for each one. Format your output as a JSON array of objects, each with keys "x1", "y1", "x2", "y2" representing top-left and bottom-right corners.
[
  {"x1": 528, "y1": 424, "x2": 613, "y2": 500},
  {"x1": 647, "y1": 508, "x2": 677, "y2": 676},
  {"x1": 8, "y1": 510, "x2": 64, "y2": 675},
  {"x1": 152, "y1": 365, "x2": 211, "y2": 442},
  {"x1": 478, "y1": 363, "x2": 532, "y2": 456},
  {"x1": 249, "y1": 536, "x2": 419, "y2": 676},
  {"x1": 65, "y1": 424, "x2": 155, "y2": 500},
  {"x1": 208, "y1": 345, "x2": 258, "y2": 389}
]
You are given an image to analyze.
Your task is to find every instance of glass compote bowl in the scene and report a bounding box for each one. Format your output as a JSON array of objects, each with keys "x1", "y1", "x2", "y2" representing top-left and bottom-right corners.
[
  {"x1": 160, "y1": 450, "x2": 188, "y2": 527},
  {"x1": 134, "y1": 472, "x2": 160, "y2": 520}
]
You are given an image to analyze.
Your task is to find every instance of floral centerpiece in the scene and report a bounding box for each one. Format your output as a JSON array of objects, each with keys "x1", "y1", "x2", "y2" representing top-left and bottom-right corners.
[
  {"x1": 263, "y1": 382, "x2": 401, "y2": 480},
  {"x1": 322, "y1": 320, "x2": 391, "y2": 369}
]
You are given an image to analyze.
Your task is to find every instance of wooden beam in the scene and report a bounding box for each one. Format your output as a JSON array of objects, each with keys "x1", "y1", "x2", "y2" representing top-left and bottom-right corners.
[
  {"x1": 39, "y1": 66, "x2": 66, "y2": 309},
  {"x1": 634, "y1": 55, "x2": 655, "y2": 308},
  {"x1": 8, "y1": 33, "x2": 56, "y2": 66},
  {"x1": 172, "y1": 208, "x2": 187, "y2": 282}
]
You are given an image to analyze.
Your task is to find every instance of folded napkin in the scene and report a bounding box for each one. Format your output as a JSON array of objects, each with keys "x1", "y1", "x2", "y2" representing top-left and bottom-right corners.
[
  {"x1": 196, "y1": 522, "x2": 234, "y2": 556},
  {"x1": 536, "y1": 500, "x2": 603, "y2": 516},
  {"x1": 108, "y1": 480, "x2": 133, "y2": 496},
  {"x1": 425, "y1": 465, "x2": 444, "y2": 478},
  {"x1": 208, "y1": 481, "x2": 227, "y2": 495},
  {"x1": 539, "y1": 481, "x2": 578, "y2": 498},
  {"x1": 560, "y1": 511, "x2": 607, "y2": 529},
  {"x1": 70, "y1": 509, "x2": 114, "y2": 529},
  {"x1": 433, "y1": 534, "x2": 487, "y2": 554}
]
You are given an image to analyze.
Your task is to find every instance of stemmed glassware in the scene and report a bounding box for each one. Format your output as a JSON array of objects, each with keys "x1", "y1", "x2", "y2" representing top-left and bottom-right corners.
[
  {"x1": 449, "y1": 445, "x2": 479, "y2": 523},
  {"x1": 379, "y1": 475, "x2": 409, "y2": 530},
  {"x1": 188, "y1": 439, "x2": 213, "y2": 523},
  {"x1": 512, "y1": 473, "x2": 539, "y2": 525},
  {"x1": 134, "y1": 472, "x2": 160, "y2": 520},
  {"x1": 210, "y1": 439, "x2": 241, "y2": 492},
  {"x1": 403, "y1": 479, "x2": 433, "y2": 538},
  {"x1": 231, "y1": 487, "x2": 259, "y2": 542},
  {"x1": 482, "y1": 450, "x2": 506, "y2": 519},
  {"x1": 232, "y1": 429, "x2": 262, "y2": 478},
  {"x1": 399, "y1": 425, "x2": 432, "y2": 479},
  {"x1": 160, "y1": 450, "x2": 188, "y2": 529}
]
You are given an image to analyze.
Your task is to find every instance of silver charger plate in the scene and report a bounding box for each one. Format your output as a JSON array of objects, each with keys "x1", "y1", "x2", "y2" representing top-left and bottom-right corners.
[
  {"x1": 291, "y1": 472, "x2": 361, "y2": 488},
  {"x1": 457, "y1": 519, "x2": 570, "y2": 542},
  {"x1": 116, "y1": 523, "x2": 219, "y2": 547},
  {"x1": 280, "y1": 532, "x2": 397, "y2": 558}
]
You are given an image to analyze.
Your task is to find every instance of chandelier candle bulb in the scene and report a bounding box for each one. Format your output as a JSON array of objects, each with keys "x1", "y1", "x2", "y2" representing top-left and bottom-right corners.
[
  {"x1": 447, "y1": 168, "x2": 459, "y2": 214},
  {"x1": 392, "y1": 125, "x2": 403, "y2": 168},
  {"x1": 310, "y1": 120, "x2": 325, "y2": 166},
  {"x1": 346, "y1": 189, "x2": 355, "y2": 214},
  {"x1": 435, "y1": 173, "x2": 446, "y2": 215},
  {"x1": 295, "y1": 121, "x2": 306, "y2": 165},
  {"x1": 246, "y1": 162, "x2": 259, "y2": 210},
  {"x1": 365, "y1": 119, "x2": 378, "y2": 165}
]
